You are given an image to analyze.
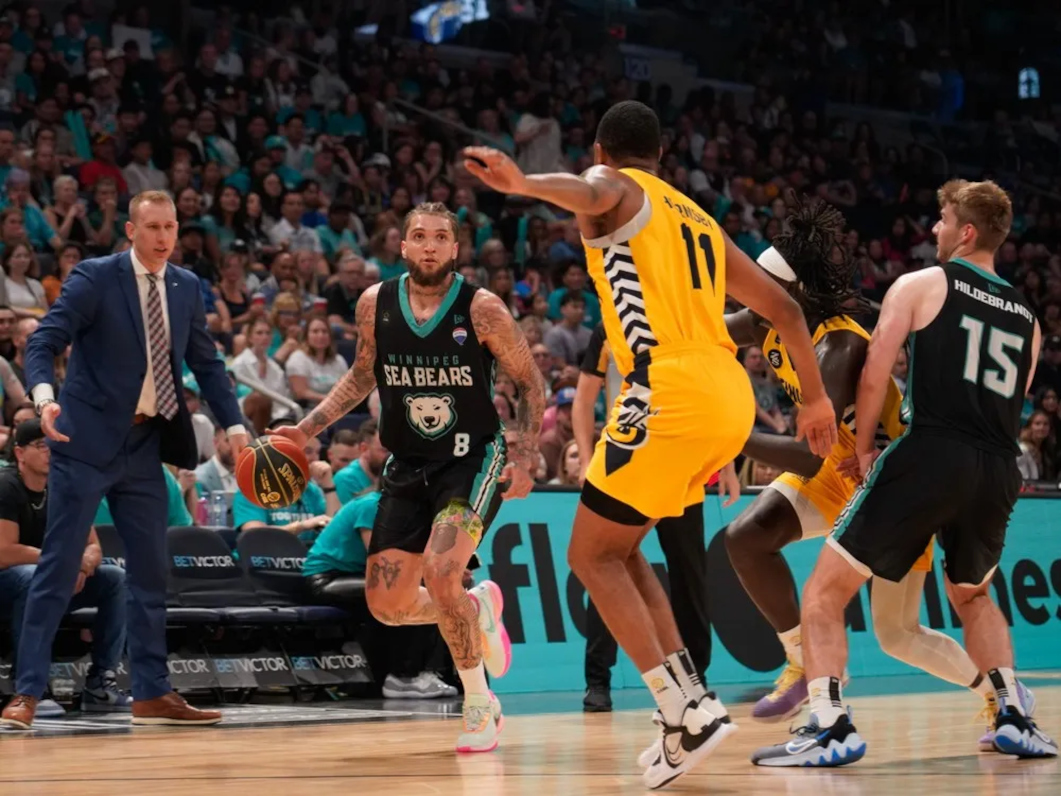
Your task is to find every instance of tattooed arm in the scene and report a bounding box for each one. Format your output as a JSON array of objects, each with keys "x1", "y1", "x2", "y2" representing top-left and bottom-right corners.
[
  {"x1": 276, "y1": 285, "x2": 379, "y2": 446},
  {"x1": 471, "y1": 290, "x2": 546, "y2": 498}
]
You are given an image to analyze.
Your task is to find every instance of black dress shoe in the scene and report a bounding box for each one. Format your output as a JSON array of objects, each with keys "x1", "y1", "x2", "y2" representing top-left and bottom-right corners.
[{"x1": 583, "y1": 685, "x2": 612, "y2": 713}]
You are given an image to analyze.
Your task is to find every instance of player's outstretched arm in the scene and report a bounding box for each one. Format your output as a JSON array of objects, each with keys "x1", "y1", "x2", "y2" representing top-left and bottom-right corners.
[
  {"x1": 741, "y1": 331, "x2": 866, "y2": 478},
  {"x1": 463, "y1": 147, "x2": 625, "y2": 217},
  {"x1": 724, "y1": 234, "x2": 838, "y2": 457},
  {"x1": 288, "y1": 286, "x2": 380, "y2": 443},
  {"x1": 854, "y1": 272, "x2": 922, "y2": 466},
  {"x1": 471, "y1": 290, "x2": 547, "y2": 498}
]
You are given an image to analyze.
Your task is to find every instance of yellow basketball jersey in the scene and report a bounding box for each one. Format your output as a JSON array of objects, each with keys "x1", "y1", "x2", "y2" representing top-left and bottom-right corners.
[
  {"x1": 582, "y1": 169, "x2": 734, "y2": 377},
  {"x1": 761, "y1": 315, "x2": 906, "y2": 454}
]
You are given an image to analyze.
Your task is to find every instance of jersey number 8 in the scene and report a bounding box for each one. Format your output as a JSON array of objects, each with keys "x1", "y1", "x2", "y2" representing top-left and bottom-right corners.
[
  {"x1": 453, "y1": 433, "x2": 470, "y2": 457},
  {"x1": 959, "y1": 316, "x2": 1025, "y2": 399}
]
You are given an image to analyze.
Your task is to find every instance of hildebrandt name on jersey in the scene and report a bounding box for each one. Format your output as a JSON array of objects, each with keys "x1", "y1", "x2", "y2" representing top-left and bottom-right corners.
[
  {"x1": 953, "y1": 278, "x2": 1036, "y2": 323},
  {"x1": 381, "y1": 353, "x2": 476, "y2": 389}
]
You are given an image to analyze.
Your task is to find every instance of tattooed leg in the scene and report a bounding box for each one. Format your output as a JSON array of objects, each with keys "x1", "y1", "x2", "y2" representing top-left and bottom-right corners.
[
  {"x1": 422, "y1": 501, "x2": 484, "y2": 670},
  {"x1": 364, "y1": 550, "x2": 437, "y2": 626}
]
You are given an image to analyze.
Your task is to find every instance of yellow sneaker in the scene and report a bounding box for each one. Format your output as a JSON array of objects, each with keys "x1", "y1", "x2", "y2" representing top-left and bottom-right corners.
[{"x1": 752, "y1": 660, "x2": 807, "y2": 723}]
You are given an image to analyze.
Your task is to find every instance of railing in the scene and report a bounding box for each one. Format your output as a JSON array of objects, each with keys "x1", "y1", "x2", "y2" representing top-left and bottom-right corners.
[
  {"x1": 232, "y1": 373, "x2": 304, "y2": 421},
  {"x1": 383, "y1": 98, "x2": 514, "y2": 154}
]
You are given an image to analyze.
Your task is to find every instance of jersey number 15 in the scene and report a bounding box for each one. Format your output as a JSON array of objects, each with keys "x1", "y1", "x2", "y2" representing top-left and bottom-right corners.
[
  {"x1": 959, "y1": 316, "x2": 1025, "y2": 399},
  {"x1": 680, "y1": 223, "x2": 717, "y2": 291}
]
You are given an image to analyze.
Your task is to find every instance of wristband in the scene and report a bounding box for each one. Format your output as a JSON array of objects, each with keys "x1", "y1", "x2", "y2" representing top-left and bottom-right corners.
[{"x1": 323, "y1": 487, "x2": 337, "y2": 494}]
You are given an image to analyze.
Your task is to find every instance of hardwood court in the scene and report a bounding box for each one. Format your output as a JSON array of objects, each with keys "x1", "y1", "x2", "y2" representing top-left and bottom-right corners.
[{"x1": 0, "y1": 687, "x2": 1057, "y2": 796}]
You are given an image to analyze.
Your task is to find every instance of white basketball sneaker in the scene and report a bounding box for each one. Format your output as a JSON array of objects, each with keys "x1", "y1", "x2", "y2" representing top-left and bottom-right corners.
[
  {"x1": 639, "y1": 691, "x2": 733, "y2": 769},
  {"x1": 641, "y1": 698, "x2": 737, "y2": 789},
  {"x1": 455, "y1": 691, "x2": 504, "y2": 754},
  {"x1": 469, "y1": 580, "x2": 512, "y2": 678}
]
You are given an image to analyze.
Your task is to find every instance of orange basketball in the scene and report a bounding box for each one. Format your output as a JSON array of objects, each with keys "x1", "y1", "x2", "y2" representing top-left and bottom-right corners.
[{"x1": 236, "y1": 436, "x2": 310, "y2": 509}]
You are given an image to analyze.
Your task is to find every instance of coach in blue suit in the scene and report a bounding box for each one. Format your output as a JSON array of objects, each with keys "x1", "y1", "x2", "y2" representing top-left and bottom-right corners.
[{"x1": 0, "y1": 191, "x2": 249, "y2": 730}]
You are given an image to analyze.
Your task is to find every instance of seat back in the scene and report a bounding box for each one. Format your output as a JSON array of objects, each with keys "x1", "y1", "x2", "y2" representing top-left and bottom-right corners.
[
  {"x1": 236, "y1": 527, "x2": 310, "y2": 606},
  {"x1": 166, "y1": 526, "x2": 259, "y2": 607},
  {"x1": 94, "y1": 524, "x2": 127, "y2": 569}
]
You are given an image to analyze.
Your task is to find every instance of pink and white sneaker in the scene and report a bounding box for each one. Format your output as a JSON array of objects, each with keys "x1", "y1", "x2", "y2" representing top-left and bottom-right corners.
[
  {"x1": 470, "y1": 580, "x2": 512, "y2": 679},
  {"x1": 456, "y1": 691, "x2": 504, "y2": 753}
]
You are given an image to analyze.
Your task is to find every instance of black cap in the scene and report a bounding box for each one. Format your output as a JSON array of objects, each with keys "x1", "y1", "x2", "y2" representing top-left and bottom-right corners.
[
  {"x1": 1045, "y1": 335, "x2": 1061, "y2": 351},
  {"x1": 13, "y1": 419, "x2": 44, "y2": 448},
  {"x1": 180, "y1": 222, "x2": 206, "y2": 237}
]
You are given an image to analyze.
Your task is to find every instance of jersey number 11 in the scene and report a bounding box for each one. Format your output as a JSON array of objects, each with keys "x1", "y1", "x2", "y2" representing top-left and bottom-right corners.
[{"x1": 681, "y1": 223, "x2": 717, "y2": 291}]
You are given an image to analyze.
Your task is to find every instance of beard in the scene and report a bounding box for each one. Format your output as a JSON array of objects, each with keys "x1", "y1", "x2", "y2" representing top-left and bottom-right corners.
[
  {"x1": 367, "y1": 456, "x2": 385, "y2": 477},
  {"x1": 407, "y1": 257, "x2": 456, "y2": 288}
]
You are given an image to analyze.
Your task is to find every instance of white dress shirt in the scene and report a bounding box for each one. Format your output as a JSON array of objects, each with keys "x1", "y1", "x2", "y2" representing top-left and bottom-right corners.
[
  {"x1": 33, "y1": 249, "x2": 246, "y2": 438},
  {"x1": 132, "y1": 248, "x2": 171, "y2": 418}
]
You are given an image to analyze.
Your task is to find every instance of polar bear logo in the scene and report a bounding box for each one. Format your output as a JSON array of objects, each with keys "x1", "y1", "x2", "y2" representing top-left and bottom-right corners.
[{"x1": 404, "y1": 393, "x2": 457, "y2": 439}]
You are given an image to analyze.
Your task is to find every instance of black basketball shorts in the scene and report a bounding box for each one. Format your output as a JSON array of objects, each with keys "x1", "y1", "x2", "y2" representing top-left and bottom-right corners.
[
  {"x1": 830, "y1": 431, "x2": 1021, "y2": 585},
  {"x1": 368, "y1": 440, "x2": 508, "y2": 556}
]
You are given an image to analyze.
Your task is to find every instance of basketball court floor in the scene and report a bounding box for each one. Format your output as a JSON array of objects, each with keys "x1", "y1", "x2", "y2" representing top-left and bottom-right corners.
[{"x1": 0, "y1": 676, "x2": 1057, "y2": 795}]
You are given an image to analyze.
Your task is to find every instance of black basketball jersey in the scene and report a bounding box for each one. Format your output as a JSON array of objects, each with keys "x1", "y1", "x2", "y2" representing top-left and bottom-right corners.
[
  {"x1": 904, "y1": 260, "x2": 1035, "y2": 454},
  {"x1": 373, "y1": 274, "x2": 502, "y2": 462}
]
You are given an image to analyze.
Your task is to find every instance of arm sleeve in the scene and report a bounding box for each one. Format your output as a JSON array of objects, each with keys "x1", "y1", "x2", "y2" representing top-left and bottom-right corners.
[{"x1": 579, "y1": 324, "x2": 609, "y2": 377}]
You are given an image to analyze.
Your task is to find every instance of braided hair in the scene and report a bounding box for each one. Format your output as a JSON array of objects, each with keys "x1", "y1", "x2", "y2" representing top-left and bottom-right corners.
[{"x1": 770, "y1": 189, "x2": 870, "y2": 321}]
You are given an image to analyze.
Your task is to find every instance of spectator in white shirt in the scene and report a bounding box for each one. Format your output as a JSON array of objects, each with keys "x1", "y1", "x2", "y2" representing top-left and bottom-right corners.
[
  {"x1": 231, "y1": 317, "x2": 295, "y2": 422},
  {"x1": 122, "y1": 138, "x2": 168, "y2": 196},
  {"x1": 212, "y1": 27, "x2": 244, "y2": 78},
  {"x1": 269, "y1": 190, "x2": 321, "y2": 253},
  {"x1": 195, "y1": 425, "x2": 239, "y2": 495},
  {"x1": 285, "y1": 317, "x2": 348, "y2": 406}
]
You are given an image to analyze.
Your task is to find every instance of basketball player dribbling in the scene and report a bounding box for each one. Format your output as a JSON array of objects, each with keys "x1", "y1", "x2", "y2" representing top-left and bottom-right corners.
[
  {"x1": 754, "y1": 179, "x2": 1058, "y2": 766},
  {"x1": 723, "y1": 192, "x2": 1034, "y2": 748},
  {"x1": 463, "y1": 99, "x2": 838, "y2": 789},
  {"x1": 274, "y1": 203, "x2": 546, "y2": 753}
]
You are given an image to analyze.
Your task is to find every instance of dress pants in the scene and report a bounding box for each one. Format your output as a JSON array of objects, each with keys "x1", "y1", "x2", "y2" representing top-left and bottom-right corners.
[
  {"x1": 585, "y1": 502, "x2": 712, "y2": 688},
  {"x1": 15, "y1": 423, "x2": 171, "y2": 700}
]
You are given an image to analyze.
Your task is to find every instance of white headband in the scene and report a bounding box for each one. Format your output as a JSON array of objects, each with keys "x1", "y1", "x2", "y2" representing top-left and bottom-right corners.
[{"x1": 756, "y1": 246, "x2": 798, "y2": 283}]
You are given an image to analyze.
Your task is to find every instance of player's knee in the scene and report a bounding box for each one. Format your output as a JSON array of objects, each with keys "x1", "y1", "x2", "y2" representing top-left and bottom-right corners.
[
  {"x1": 422, "y1": 555, "x2": 463, "y2": 600},
  {"x1": 724, "y1": 518, "x2": 784, "y2": 564},
  {"x1": 365, "y1": 587, "x2": 408, "y2": 625},
  {"x1": 873, "y1": 614, "x2": 915, "y2": 660}
]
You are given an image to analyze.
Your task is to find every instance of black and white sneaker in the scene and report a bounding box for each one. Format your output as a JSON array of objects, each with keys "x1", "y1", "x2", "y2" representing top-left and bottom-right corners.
[
  {"x1": 638, "y1": 692, "x2": 731, "y2": 769},
  {"x1": 993, "y1": 706, "x2": 1058, "y2": 758},
  {"x1": 751, "y1": 711, "x2": 866, "y2": 767},
  {"x1": 641, "y1": 699, "x2": 737, "y2": 790}
]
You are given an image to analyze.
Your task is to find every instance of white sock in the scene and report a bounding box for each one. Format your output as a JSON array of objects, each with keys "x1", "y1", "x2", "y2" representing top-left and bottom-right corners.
[
  {"x1": 807, "y1": 675, "x2": 846, "y2": 727},
  {"x1": 779, "y1": 625, "x2": 803, "y2": 668},
  {"x1": 970, "y1": 673, "x2": 993, "y2": 699},
  {"x1": 666, "y1": 649, "x2": 707, "y2": 701},
  {"x1": 457, "y1": 662, "x2": 489, "y2": 698},
  {"x1": 988, "y1": 668, "x2": 1023, "y2": 715},
  {"x1": 642, "y1": 662, "x2": 687, "y2": 726}
]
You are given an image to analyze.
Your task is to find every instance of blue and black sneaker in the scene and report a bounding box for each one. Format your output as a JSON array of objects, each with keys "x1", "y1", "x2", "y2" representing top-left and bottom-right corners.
[
  {"x1": 993, "y1": 706, "x2": 1058, "y2": 758},
  {"x1": 751, "y1": 710, "x2": 867, "y2": 767}
]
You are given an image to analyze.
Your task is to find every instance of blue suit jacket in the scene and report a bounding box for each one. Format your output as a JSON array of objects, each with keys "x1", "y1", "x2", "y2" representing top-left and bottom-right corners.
[{"x1": 25, "y1": 251, "x2": 242, "y2": 469}]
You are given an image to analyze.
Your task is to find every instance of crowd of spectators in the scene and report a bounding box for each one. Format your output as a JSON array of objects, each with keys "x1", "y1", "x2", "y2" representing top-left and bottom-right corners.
[{"x1": 0, "y1": 0, "x2": 1055, "y2": 710}]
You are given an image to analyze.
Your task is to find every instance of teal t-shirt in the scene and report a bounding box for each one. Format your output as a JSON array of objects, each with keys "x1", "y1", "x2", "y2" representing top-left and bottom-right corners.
[
  {"x1": 95, "y1": 467, "x2": 193, "y2": 527},
  {"x1": 370, "y1": 257, "x2": 405, "y2": 282},
  {"x1": 318, "y1": 225, "x2": 361, "y2": 261},
  {"x1": 334, "y1": 459, "x2": 373, "y2": 504},
  {"x1": 546, "y1": 287, "x2": 601, "y2": 330},
  {"x1": 302, "y1": 492, "x2": 378, "y2": 577},
  {"x1": 232, "y1": 481, "x2": 327, "y2": 546},
  {"x1": 326, "y1": 111, "x2": 366, "y2": 138}
]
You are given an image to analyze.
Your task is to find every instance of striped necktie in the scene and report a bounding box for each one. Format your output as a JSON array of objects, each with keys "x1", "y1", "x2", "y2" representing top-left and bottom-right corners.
[{"x1": 146, "y1": 273, "x2": 179, "y2": 420}]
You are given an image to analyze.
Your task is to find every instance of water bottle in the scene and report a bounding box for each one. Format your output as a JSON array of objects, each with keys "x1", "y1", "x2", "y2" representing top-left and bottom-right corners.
[
  {"x1": 195, "y1": 497, "x2": 208, "y2": 526},
  {"x1": 208, "y1": 491, "x2": 228, "y2": 528}
]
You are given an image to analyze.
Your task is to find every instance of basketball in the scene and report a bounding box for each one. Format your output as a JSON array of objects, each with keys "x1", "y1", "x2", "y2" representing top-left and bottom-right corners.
[{"x1": 236, "y1": 436, "x2": 310, "y2": 509}]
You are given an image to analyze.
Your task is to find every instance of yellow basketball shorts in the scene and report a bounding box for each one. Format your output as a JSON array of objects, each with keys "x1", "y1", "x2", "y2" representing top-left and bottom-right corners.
[
  {"x1": 774, "y1": 457, "x2": 934, "y2": 572},
  {"x1": 586, "y1": 344, "x2": 755, "y2": 521}
]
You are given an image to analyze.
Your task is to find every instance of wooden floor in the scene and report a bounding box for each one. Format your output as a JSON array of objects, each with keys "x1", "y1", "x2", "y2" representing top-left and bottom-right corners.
[{"x1": 0, "y1": 687, "x2": 1058, "y2": 795}]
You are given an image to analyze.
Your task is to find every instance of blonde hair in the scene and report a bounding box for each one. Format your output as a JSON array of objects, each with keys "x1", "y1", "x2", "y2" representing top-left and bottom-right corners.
[
  {"x1": 937, "y1": 179, "x2": 1013, "y2": 253},
  {"x1": 129, "y1": 190, "x2": 176, "y2": 223}
]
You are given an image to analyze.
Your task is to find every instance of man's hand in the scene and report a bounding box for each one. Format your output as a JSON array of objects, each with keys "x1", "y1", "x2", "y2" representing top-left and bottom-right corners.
[
  {"x1": 463, "y1": 147, "x2": 529, "y2": 195},
  {"x1": 838, "y1": 449, "x2": 881, "y2": 483},
  {"x1": 228, "y1": 431, "x2": 249, "y2": 458},
  {"x1": 717, "y1": 461, "x2": 740, "y2": 507},
  {"x1": 176, "y1": 468, "x2": 197, "y2": 494},
  {"x1": 269, "y1": 425, "x2": 309, "y2": 450},
  {"x1": 309, "y1": 460, "x2": 334, "y2": 486},
  {"x1": 499, "y1": 461, "x2": 534, "y2": 500},
  {"x1": 793, "y1": 395, "x2": 838, "y2": 458},
  {"x1": 39, "y1": 402, "x2": 69, "y2": 442}
]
